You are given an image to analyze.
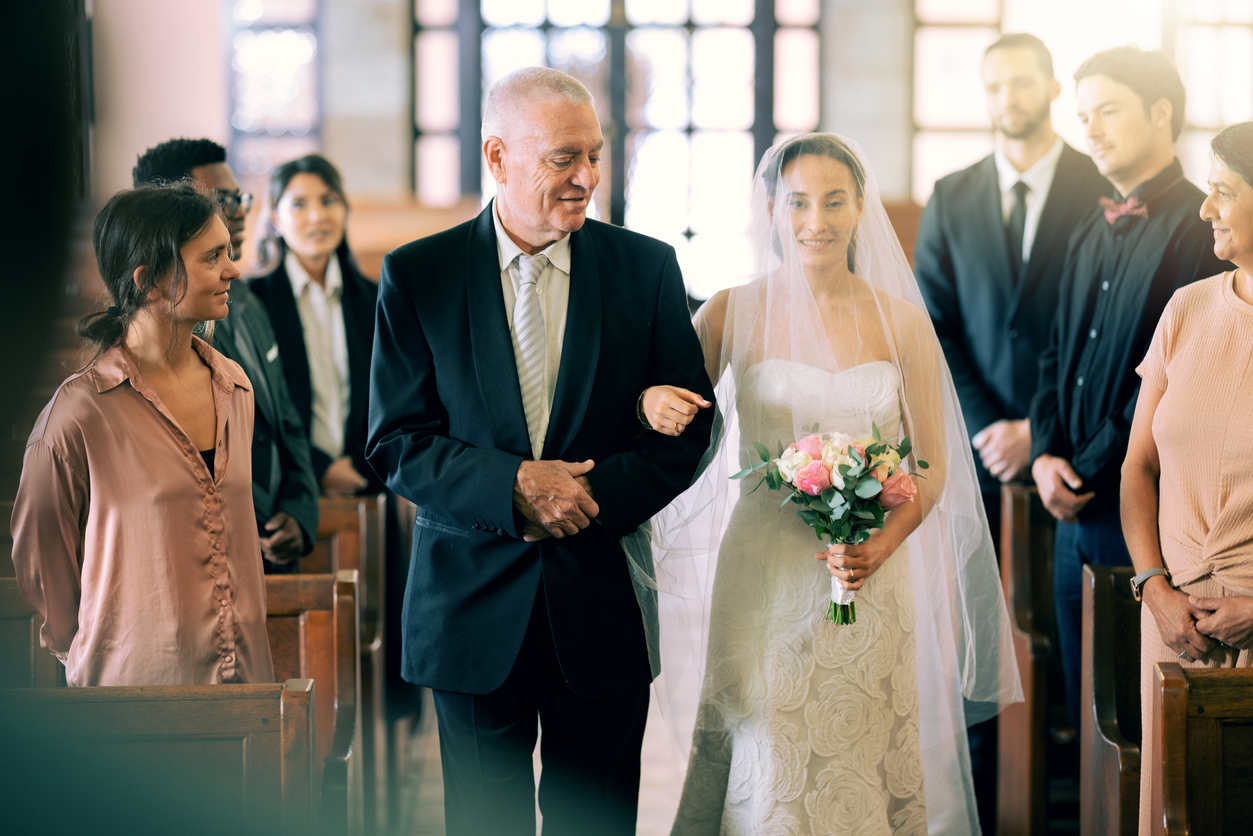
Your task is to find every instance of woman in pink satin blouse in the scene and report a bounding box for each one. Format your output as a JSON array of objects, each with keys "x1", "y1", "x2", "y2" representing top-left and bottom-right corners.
[{"x1": 11, "y1": 183, "x2": 274, "y2": 686}]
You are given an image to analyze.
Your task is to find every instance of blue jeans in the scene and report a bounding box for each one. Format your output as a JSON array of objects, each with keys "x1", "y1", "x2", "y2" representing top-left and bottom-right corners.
[{"x1": 1054, "y1": 508, "x2": 1132, "y2": 727}]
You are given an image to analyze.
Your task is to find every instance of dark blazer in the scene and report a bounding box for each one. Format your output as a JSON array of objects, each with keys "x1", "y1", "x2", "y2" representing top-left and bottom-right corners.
[
  {"x1": 250, "y1": 250, "x2": 380, "y2": 492},
  {"x1": 915, "y1": 143, "x2": 1109, "y2": 491},
  {"x1": 366, "y1": 204, "x2": 716, "y2": 698},
  {"x1": 212, "y1": 280, "x2": 319, "y2": 552}
]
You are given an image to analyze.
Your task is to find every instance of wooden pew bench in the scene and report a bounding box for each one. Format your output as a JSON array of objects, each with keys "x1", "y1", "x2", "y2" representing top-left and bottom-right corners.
[
  {"x1": 1152, "y1": 663, "x2": 1253, "y2": 835},
  {"x1": 304, "y1": 495, "x2": 390, "y2": 833},
  {"x1": 999, "y1": 483, "x2": 1060, "y2": 836},
  {"x1": 1081, "y1": 564, "x2": 1141, "y2": 836},
  {"x1": 0, "y1": 576, "x2": 62, "y2": 687},
  {"x1": 266, "y1": 571, "x2": 362, "y2": 834},
  {"x1": 0, "y1": 679, "x2": 317, "y2": 834}
]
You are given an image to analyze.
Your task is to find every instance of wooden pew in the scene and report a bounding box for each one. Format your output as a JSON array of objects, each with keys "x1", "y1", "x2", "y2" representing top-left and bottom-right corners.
[
  {"x1": 1152, "y1": 663, "x2": 1253, "y2": 835},
  {"x1": 1081, "y1": 564, "x2": 1141, "y2": 836},
  {"x1": 0, "y1": 679, "x2": 317, "y2": 833},
  {"x1": 266, "y1": 571, "x2": 362, "y2": 834},
  {"x1": 998, "y1": 483, "x2": 1058, "y2": 836},
  {"x1": 0, "y1": 577, "x2": 62, "y2": 687},
  {"x1": 304, "y1": 495, "x2": 390, "y2": 833}
]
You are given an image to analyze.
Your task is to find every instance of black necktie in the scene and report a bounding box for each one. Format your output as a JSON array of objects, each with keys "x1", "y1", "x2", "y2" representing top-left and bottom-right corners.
[{"x1": 1006, "y1": 180, "x2": 1029, "y2": 283}]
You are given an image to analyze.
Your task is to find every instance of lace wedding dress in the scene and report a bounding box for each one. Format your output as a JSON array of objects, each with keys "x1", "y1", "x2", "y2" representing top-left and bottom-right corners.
[{"x1": 671, "y1": 358, "x2": 926, "y2": 836}]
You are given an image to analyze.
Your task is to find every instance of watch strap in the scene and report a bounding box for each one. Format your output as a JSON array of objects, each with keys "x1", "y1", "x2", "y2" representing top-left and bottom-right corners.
[{"x1": 1130, "y1": 566, "x2": 1170, "y2": 600}]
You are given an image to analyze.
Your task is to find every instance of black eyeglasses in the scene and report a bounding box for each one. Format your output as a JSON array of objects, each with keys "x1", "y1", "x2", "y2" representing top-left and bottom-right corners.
[{"x1": 216, "y1": 190, "x2": 254, "y2": 216}]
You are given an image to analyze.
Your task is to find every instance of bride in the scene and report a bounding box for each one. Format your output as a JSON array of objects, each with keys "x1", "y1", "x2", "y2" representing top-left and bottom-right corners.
[{"x1": 633, "y1": 134, "x2": 1020, "y2": 835}]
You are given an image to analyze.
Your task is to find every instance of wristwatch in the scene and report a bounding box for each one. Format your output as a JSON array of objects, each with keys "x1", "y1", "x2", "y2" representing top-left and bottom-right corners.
[{"x1": 1130, "y1": 566, "x2": 1170, "y2": 602}]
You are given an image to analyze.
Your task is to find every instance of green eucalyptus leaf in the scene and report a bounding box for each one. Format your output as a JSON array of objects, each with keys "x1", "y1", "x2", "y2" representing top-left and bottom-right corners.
[
  {"x1": 918, "y1": 460, "x2": 929, "y2": 469},
  {"x1": 753, "y1": 442, "x2": 771, "y2": 463},
  {"x1": 856, "y1": 477, "x2": 882, "y2": 499},
  {"x1": 872, "y1": 422, "x2": 881, "y2": 442}
]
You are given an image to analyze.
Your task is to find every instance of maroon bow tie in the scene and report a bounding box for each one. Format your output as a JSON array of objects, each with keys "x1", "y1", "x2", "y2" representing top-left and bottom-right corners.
[{"x1": 1099, "y1": 195, "x2": 1149, "y2": 225}]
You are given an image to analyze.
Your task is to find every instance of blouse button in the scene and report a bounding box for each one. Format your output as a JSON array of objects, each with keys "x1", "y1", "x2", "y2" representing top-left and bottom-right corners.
[
  {"x1": 1101, "y1": 281, "x2": 1110, "y2": 291},
  {"x1": 207, "y1": 485, "x2": 216, "y2": 495},
  {"x1": 1077, "y1": 376, "x2": 1085, "y2": 387}
]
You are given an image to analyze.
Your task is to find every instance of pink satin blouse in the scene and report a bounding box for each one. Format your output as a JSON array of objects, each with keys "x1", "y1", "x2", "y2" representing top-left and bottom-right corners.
[{"x1": 11, "y1": 339, "x2": 274, "y2": 686}]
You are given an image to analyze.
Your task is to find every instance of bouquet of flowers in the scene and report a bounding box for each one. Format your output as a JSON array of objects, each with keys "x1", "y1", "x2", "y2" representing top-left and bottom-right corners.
[{"x1": 732, "y1": 423, "x2": 926, "y2": 624}]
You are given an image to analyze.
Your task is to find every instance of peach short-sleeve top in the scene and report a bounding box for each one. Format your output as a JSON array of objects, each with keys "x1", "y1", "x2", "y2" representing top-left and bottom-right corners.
[
  {"x1": 10, "y1": 338, "x2": 274, "y2": 686},
  {"x1": 1137, "y1": 272, "x2": 1253, "y2": 594}
]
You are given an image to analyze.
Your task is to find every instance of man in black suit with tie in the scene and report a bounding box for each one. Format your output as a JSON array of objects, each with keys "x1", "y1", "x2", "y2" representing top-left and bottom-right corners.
[
  {"x1": 914, "y1": 34, "x2": 1109, "y2": 832},
  {"x1": 367, "y1": 68, "x2": 715, "y2": 835}
]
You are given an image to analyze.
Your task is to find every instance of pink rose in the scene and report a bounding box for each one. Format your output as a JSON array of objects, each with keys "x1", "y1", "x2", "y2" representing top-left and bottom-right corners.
[
  {"x1": 796, "y1": 434, "x2": 823, "y2": 459},
  {"x1": 880, "y1": 470, "x2": 918, "y2": 509},
  {"x1": 851, "y1": 442, "x2": 867, "y2": 463},
  {"x1": 793, "y1": 460, "x2": 833, "y2": 495}
]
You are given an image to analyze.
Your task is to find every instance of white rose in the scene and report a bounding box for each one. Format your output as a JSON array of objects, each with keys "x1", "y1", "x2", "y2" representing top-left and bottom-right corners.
[{"x1": 776, "y1": 448, "x2": 812, "y2": 483}]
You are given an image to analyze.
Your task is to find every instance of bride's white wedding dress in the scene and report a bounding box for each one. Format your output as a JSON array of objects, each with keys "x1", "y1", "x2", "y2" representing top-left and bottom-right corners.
[{"x1": 672, "y1": 358, "x2": 926, "y2": 836}]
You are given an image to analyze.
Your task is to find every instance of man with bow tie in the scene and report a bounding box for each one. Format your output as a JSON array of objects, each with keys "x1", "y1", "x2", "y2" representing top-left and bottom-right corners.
[{"x1": 1029, "y1": 45, "x2": 1230, "y2": 727}]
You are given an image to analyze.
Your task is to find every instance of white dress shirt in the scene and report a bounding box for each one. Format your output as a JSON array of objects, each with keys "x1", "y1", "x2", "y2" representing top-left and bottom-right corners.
[
  {"x1": 994, "y1": 136, "x2": 1065, "y2": 265},
  {"x1": 493, "y1": 200, "x2": 571, "y2": 461},
  {"x1": 286, "y1": 251, "x2": 349, "y2": 459}
]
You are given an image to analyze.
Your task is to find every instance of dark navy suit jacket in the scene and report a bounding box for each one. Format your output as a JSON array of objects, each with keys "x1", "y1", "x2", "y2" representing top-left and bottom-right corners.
[
  {"x1": 915, "y1": 143, "x2": 1109, "y2": 492},
  {"x1": 366, "y1": 204, "x2": 715, "y2": 698}
]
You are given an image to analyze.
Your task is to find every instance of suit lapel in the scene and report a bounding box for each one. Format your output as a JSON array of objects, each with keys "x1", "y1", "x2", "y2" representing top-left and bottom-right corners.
[
  {"x1": 975, "y1": 155, "x2": 1015, "y2": 292},
  {"x1": 541, "y1": 225, "x2": 601, "y2": 461},
  {"x1": 1008, "y1": 144, "x2": 1082, "y2": 319},
  {"x1": 466, "y1": 206, "x2": 532, "y2": 458},
  {"x1": 264, "y1": 265, "x2": 314, "y2": 427}
]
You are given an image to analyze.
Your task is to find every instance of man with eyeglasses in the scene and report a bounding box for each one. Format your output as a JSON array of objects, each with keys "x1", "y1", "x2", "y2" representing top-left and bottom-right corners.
[{"x1": 134, "y1": 138, "x2": 319, "y2": 570}]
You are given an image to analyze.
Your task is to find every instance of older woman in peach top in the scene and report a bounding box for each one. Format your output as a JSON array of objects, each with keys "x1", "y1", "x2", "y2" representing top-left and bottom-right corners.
[
  {"x1": 11, "y1": 183, "x2": 273, "y2": 686},
  {"x1": 1122, "y1": 120, "x2": 1253, "y2": 834}
]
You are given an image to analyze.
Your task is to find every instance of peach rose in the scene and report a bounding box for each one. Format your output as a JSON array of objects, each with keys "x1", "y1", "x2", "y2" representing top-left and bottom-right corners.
[
  {"x1": 793, "y1": 460, "x2": 833, "y2": 496},
  {"x1": 796, "y1": 434, "x2": 824, "y2": 459},
  {"x1": 880, "y1": 470, "x2": 918, "y2": 508}
]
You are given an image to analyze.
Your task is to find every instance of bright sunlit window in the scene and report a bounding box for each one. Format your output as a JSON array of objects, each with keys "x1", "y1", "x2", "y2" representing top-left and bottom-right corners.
[{"x1": 912, "y1": 0, "x2": 1253, "y2": 203}]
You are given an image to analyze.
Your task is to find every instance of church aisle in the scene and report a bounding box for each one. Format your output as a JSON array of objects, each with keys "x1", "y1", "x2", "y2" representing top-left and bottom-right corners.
[{"x1": 405, "y1": 690, "x2": 686, "y2": 835}]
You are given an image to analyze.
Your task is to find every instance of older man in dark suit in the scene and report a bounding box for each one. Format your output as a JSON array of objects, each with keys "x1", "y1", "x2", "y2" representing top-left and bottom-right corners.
[
  {"x1": 367, "y1": 67, "x2": 715, "y2": 836},
  {"x1": 914, "y1": 33, "x2": 1109, "y2": 832}
]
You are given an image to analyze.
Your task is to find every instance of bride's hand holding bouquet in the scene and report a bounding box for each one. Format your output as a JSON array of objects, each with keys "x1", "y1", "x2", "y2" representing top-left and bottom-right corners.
[{"x1": 733, "y1": 424, "x2": 925, "y2": 623}]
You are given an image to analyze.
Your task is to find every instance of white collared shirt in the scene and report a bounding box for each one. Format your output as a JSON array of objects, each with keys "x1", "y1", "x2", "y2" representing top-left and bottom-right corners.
[
  {"x1": 493, "y1": 200, "x2": 571, "y2": 461},
  {"x1": 994, "y1": 136, "x2": 1065, "y2": 265},
  {"x1": 285, "y1": 251, "x2": 349, "y2": 459}
]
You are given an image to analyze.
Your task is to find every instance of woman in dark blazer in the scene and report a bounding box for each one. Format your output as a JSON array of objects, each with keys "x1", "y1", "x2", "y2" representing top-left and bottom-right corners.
[{"x1": 251, "y1": 154, "x2": 381, "y2": 495}]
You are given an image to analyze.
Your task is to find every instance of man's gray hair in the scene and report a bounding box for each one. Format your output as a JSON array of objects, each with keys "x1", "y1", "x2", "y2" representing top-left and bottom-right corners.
[{"x1": 481, "y1": 67, "x2": 594, "y2": 142}]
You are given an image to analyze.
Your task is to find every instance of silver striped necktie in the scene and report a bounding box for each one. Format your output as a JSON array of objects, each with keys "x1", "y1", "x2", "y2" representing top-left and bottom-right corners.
[{"x1": 512, "y1": 253, "x2": 548, "y2": 439}]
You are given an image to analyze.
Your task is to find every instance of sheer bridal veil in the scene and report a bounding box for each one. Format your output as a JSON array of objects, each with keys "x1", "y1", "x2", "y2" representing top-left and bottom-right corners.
[{"x1": 623, "y1": 133, "x2": 1022, "y2": 833}]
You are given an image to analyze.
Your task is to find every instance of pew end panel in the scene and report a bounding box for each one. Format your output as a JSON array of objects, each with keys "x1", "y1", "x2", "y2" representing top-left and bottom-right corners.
[
  {"x1": 265, "y1": 571, "x2": 362, "y2": 834},
  {"x1": 1153, "y1": 662, "x2": 1253, "y2": 836},
  {"x1": 998, "y1": 483, "x2": 1056, "y2": 836},
  {"x1": 1081, "y1": 564, "x2": 1141, "y2": 836},
  {"x1": 0, "y1": 679, "x2": 316, "y2": 833}
]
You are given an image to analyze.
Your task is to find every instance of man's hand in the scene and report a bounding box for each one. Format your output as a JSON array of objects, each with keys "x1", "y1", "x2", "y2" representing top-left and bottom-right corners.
[
  {"x1": 1031, "y1": 454, "x2": 1095, "y2": 523},
  {"x1": 973, "y1": 419, "x2": 1032, "y2": 482},
  {"x1": 641, "y1": 385, "x2": 711, "y2": 436},
  {"x1": 1190, "y1": 596, "x2": 1253, "y2": 650},
  {"x1": 260, "y1": 512, "x2": 305, "y2": 564},
  {"x1": 322, "y1": 456, "x2": 369, "y2": 497},
  {"x1": 513, "y1": 459, "x2": 600, "y2": 540}
]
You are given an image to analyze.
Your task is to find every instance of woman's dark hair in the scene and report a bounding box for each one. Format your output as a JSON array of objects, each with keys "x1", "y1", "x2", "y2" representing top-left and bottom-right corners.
[
  {"x1": 1212, "y1": 121, "x2": 1253, "y2": 187},
  {"x1": 79, "y1": 182, "x2": 221, "y2": 353},
  {"x1": 1074, "y1": 45, "x2": 1187, "y2": 140},
  {"x1": 259, "y1": 153, "x2": 362, "y2": 278},
  {"x1": 764, "y1": 135, "x2": 867, "y2": 272}
]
